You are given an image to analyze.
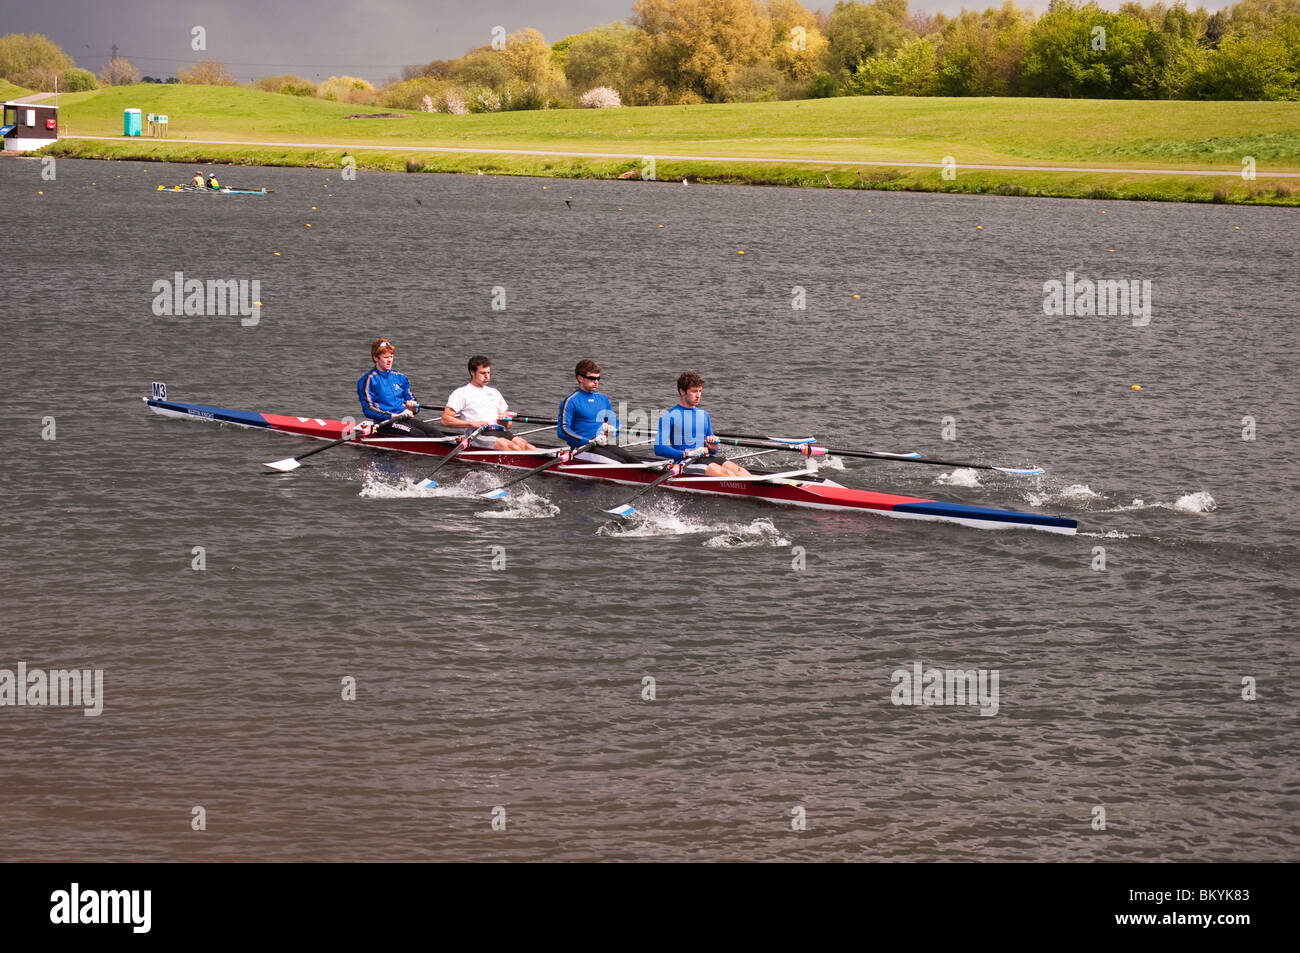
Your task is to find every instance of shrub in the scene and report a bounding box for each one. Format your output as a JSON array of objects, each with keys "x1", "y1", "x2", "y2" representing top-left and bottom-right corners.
[
  {"x1": 60, "y1": 67, "x2": 98, "y2": 91},
  {"x1": 806, "y1": 72, "x2": 840, "y2": 98},
  {"x1": 317, "y1": 75, "x2": 377, "y2": 104},
  {"x1": 578, "y1": 85, "x2": 622, "y2": 107},
  {"x1": 469, "y1": 88, "x2": 501, "y2": 112},
  {"x1": 178, "y1": 60, "x2": 238, "y2": 85},
  {"x1": 255, "y1": 74, "x2": 316, "y2": 96}
]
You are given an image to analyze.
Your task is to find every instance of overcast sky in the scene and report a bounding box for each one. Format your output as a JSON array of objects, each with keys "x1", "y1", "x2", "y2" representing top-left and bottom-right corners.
[{"x1": 11, "y1": 0, "x2": 1233, "y2": 85}]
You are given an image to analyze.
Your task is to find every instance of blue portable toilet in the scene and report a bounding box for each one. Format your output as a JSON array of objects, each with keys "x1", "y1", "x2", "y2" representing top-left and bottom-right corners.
[{"x1": 124, "y1": 108, "x2": 142, "y2": 136}]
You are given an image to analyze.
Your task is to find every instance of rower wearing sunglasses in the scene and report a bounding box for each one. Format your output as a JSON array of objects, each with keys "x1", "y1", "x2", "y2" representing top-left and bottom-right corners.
[{"x1": 557, "y1": 359, "x2": 649, "y2": 465}]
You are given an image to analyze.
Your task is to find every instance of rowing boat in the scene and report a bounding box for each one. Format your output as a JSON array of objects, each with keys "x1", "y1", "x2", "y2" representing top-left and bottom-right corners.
[
  {"x1": 161, "y1": 185, "x2": 271, "y2": 195},
  {"x1": 143, "y1": 395, "x2": 1078, "y2": 535}
]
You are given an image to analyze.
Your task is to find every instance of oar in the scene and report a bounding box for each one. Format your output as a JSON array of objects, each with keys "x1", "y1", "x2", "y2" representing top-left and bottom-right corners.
[
  {"x1": 603, "y1": 448, "x2": 709, "y2": 519},
  {"x1": 478, "y1": 432, "x2": 609, "y2": 500},
  {"x1": 264, "y1": 411, "x2": 409, "y2": 472},
  {"x1": 713, "y1": 437, "x2": 1041, "y2": 475},
  {"x1": 414, "y1": 425, "x2": 489, "y2": 489}
]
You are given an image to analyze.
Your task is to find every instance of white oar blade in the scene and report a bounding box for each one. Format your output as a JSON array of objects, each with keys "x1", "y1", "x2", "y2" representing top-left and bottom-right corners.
[
  {"x1": 479, "y1": 487, "x2": 509, "y2": 500},
  {"x1": 605, "y1": 504, "x2": 637, "y2": 518},
  {"x1": 994, "y1": 465, "x2": 1045, "y2": 476},
  {"x1": 415, "y1": 478, "x2": 438, "y2": 489},
  {"x1": 264, "y1": 457, "x2": 301, "y2": 472}
]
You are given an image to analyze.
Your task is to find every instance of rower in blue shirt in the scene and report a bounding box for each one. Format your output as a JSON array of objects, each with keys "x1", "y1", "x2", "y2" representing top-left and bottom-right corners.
[
  {"x1": 655, "y1": 370, "x2": 751, "y2": 476},
  {"x1": 357, "y1": 337, "x2": 451, "y2": 438},
  {"x1": 557, "y1": 359, "x2": 650, "y2": 464}
]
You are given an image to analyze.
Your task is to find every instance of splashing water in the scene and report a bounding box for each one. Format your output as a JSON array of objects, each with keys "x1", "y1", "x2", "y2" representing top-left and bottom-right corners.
[
  {"x1": 475, "y1": 485, "x2": 560, "y2": 520},
  {"x1": 598, "y1": 501, "x2": 789, "y2": 547},
  {"x1": 934, "y1": 468, "x2": 981, "y2": 488}
]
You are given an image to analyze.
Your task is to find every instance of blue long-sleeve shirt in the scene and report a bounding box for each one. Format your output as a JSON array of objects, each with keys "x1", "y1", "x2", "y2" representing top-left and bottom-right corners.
[
  {"x1": 557, "y1": 390, "x2": 619, "y2": 448},
  {"x1": 357, "y1": 367, "x2": 415, "y2": 421},
  {"x1": 655, "y1": 405, "x2": 716, "y2": 462}
]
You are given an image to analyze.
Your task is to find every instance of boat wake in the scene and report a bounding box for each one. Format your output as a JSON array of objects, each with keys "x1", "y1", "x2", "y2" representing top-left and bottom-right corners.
[
  {"x1": 598, "y1": 503, "x2": 790, "y2": 547},
  {"x1": 1023, "y1": 482, "x2": 1216, "y2": 517},
  {"x1": 1092, "y1": 491, "x2": 1218, "y2": 516}
]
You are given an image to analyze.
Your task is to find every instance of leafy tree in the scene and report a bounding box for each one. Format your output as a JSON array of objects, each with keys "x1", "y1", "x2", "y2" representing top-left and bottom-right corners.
[
  {"x1": 561, "y1": 22, "x2": 639, "y2": 93},
  {"x1": 629, "y1": 0, "x2": 773, "y2": 102},
  {"x1": 825, "y1": 0, "x2": 915, "y2": 75},
  {"x1": 1130, "y1": 3, "x2": 1206, "y2": 97},
  {"x1": 178, "y1": 60, "x2": 238, "y2": 85},
  {"x1": 850, "y1": 35, "x2": 939, "y2": 94},
  {"x1": 768, "y1": 0, "x2": 831, "y2": 81},
  {"x1": 935, "y1": 3, "x2": 1033, "y2": 96},
  {"x1": 0, "y1": 33, "x2": 73, "y2": 89},
  {"x1": 1021, "y1": 1, "x2": 1151, "y2": 97},
  {"x1": 450, "y1": 48, "x2": 512, "y2": 91},
  {"x1": 99, "y1": 56, "x2": 141, "y2": 86},
  {"x1": 1191, "y1": 30, "x2": 1299, "y2": 97},
  {"x1": 503, "y1": 28, "x2": 562, "y2": 87}
]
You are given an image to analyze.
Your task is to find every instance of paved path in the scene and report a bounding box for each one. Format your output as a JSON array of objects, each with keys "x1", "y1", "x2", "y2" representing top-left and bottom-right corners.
[
  {"x1": 9, "y1": 92, "x2": 55, "y2": 103},
  {"x1": 64, "y1": 134, "x2": 1300, "y2": 177}
]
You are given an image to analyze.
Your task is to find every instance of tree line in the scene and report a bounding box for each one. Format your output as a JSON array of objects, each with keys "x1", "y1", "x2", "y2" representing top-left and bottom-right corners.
[{"x1": 2, "y1": 0, "x2": 1297, "y2": 107}]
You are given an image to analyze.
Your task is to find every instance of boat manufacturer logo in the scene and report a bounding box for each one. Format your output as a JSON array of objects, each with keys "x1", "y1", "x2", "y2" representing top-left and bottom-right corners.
[
  {"x1": 890, "y1": 661, "x2": 999, "y2": 716},
  {"x1": 151, "y1": 271, "x2": 263, "y2": 327},
  {"x1": 1042, "y1": 271, "x2": 1152, "y2": 327}
]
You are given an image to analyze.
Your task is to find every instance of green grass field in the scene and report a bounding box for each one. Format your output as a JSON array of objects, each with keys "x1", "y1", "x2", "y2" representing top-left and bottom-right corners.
[
  {"x1": 0, "y1": 80, "x2": 32, "y2": 100},
  {"x1": 43, "y1": 83, "x2": 1300, "y2": 204}
]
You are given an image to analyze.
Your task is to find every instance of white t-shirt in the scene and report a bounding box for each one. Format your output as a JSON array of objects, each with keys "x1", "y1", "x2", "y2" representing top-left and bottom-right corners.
[{"x1": 446, "y1": 383, "x2": 508, "y2": 425}]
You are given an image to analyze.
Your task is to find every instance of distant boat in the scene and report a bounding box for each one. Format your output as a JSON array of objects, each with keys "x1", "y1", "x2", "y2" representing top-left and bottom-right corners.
[{"x1": 159, "y1": 184, "x2": 273, "y2": 195}]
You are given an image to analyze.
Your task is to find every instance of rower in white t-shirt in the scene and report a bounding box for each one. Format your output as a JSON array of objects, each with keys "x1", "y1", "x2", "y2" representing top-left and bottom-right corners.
[{"x1": 441, "y1": 355, "x2": 538, "y2": 451}]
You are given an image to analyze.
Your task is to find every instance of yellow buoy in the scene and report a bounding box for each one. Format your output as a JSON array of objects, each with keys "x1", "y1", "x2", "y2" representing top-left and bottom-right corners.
[
  {"x1": 311, "y1": 206, "x2": 317, "y2": 210},
  {"x1": 274, "y1": 252, "x2": 281, "y2": 256},
  {"x1": 853, "y1": 294, "x2": 860, "y2": 299},
  {"x1": 37, "y1": 190, "x2": 43, "y2": 195},
  {"x1": 976, "y1": 225, "x2": 983, "y2": 230},
  {"x1": 1131, "y1": 384, "x2": 1142, "y2": 390},
  {"x1": 1235, "y1": 226, "x2": 1240, "y2": 230},
  {"x1": 737, "y1": 250, "x2": 744, "y2": 255},
  {"x1": 306, "y1": 223, "x2": 312, "y2": 227},
  {"x1": 658, "y1": 224, "x2": 664, "y2": 228}
]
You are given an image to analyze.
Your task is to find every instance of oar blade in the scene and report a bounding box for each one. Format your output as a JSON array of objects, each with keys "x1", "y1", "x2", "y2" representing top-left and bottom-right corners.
[
  {"x1": 994, "y1": 465, "x2": 1045, "y2": 476},
  {"x1": 604, "y1": 503, "x2": 637, "y2": 518},
  {"x1": 415, "y1": 477, "x2": 438, "y2": 489},
  {"x1": 264, "y1": 457, "x2": 301, "y2": 472},
  {"x1": 479, "y1": 487, "x2": 509, "y2": 500}
]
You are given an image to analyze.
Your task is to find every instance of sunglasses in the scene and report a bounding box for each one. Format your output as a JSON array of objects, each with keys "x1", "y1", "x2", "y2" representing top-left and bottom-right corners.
[{"x1": 583, "y1": 375, "x2": 601, "y2": 381}]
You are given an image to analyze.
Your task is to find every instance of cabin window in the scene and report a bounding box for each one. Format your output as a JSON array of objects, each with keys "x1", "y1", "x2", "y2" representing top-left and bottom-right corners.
[{"x1": 3, "y1": 106, "x2": 15, "y2": 127}]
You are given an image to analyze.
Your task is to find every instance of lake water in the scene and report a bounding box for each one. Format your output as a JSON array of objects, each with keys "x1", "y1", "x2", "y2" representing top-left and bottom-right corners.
[{"x1": 1, "y1": 157, "x2": 1296, "y2": 861}]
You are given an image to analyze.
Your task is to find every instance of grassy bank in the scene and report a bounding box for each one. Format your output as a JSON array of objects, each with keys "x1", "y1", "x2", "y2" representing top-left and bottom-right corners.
[{"x1": 44, "y1": 83, "x2": 1300, "y2": 205}]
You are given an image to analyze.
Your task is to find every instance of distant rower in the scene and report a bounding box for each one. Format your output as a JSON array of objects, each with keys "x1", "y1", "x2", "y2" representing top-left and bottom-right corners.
[
  {"x1": 207, "y1": 173, "x2": 220, "y2": 189},
  {"x1": 357, "y1": 338, "x2": 449, "y2": 438},
  {"x1": 557, "y1": 359, "x2": 648, "y2": 464},
  {"x1": 441, "y1": 355, "x2": 537, "y2": 451},
  {"x1": 189, "y1": 170, "x2": 205, "y2": 187},
  {"x1": 655, "y1": 370, "x2": 751, "y2": 477}
]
